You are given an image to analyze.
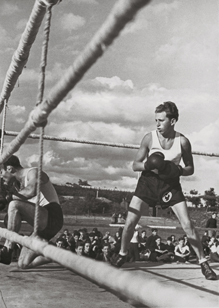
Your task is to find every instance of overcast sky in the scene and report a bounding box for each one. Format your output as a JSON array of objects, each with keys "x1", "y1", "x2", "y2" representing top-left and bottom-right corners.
[{"x1": 0, "y1": 0, "x2": 218, "y2": 194}]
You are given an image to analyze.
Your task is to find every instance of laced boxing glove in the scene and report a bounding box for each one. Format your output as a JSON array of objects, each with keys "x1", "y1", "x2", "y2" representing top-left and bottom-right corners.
[
  {"x1": 159, "y1": 160, "x2": 183, "y2": 180},
  {"x1": 0, "y1": 178, "x2": 20, "y2": 210},
  {"x1": 144, "y1": 152, "x2": 165, "y2": 172}
]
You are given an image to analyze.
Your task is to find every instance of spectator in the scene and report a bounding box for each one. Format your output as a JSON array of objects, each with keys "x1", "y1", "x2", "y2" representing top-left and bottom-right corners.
[
  {"x1": 75, "y1": 241, "x2": 84, "y2": 256},
  {"x1": 78, "y1": 229, "x2": 86, "y2": 242},
  {"x1": 150, "y1": 237, "x2": 173, "y2": 263},
  {"x1": 174, "y1": 237, "x2": 190, "y2": 263},
  {"x1": 146, "y1": 228, "x2": 159, "y2": 252},
  {"x1": 201, "y1": 231, "x2": 210, "y2": 256},
  {"x1": 170, "y1": 234, "x2": 177, "y2": 246},
  {"x1": 183, "y1": 234, "x2": 195, "y2": 257},
  {"x1": 111, "y1": 213, "x2": 117, "y2": 224},
  {"x1": 128, "y1": 224, "x2": 141, "y2": 262},
  {"x1": 56, "y1": 238, "x2": 66, "y2": 249},
  {"x1": 117, "y1": 213, "x2": 125, "y2": 224},
  {"x1": 92, "y1": 227, "x2": 103, "y2": 239},
  {"x1": 70, "y1": 231, "x2": 81, "y2": 252},
  {"x1": 208, "y1": 237, "x2": 219, "y2": 262},
  {"x1": 88, "y1": 232, "x2": 95, "y2": 244},
  {"x1": 209, "y1": 237, "x2": 219, "y2": 262},
  {"x1": 102, "y1": 231, "x2": 116, "y2": 251},
  {"x1": 62, "y1": 229, "x2": 70, "y2": 238},
  {"x1": 206, "y1": 213, "x2": 217, "y2": 237},
  {"x1": 113, "y1": 229, "x2": 123, "y2": 255},
  {"x1": 64, "y1": 233, "x2": 74, "y2": 251},
  {"x1": 96, "y1": 243, "x2": 112, "y2": 263},
  {"x1": 165, "y1": 237, "x2": 175, "y2": 256},
  {"x1": 139, "y1": 230, "x2": 147, "y2": 253},
  {"x1": 90, "y1": 234, "x2": 102, "y2": 255},
  {"x1": 82, "y1": 241, "x2": 96, "y2": 259}
]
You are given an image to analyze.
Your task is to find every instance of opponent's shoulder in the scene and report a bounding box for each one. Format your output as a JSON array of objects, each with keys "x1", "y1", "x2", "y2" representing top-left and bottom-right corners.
[
  {"x1": 178, "y1": 133, "x2": 191, "y2": 147},
  {"x1": 24, "y1": 167, "x2": 38, "y2": 180}
]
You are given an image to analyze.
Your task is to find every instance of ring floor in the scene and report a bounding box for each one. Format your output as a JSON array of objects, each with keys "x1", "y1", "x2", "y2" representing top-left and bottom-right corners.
[{"x1": 0, "y1": 260, "x2": 218, "y2": 308}]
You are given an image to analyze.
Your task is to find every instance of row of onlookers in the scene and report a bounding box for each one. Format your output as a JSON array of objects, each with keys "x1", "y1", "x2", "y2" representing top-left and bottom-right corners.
[{"x1": 54, "y1": 226, "x2": 219, "y2": 264}]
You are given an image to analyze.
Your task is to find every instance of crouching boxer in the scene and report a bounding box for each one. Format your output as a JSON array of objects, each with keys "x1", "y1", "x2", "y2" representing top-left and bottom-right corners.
[{"x1": 0, "y1": 155, "x2": 63, "y2": 268}]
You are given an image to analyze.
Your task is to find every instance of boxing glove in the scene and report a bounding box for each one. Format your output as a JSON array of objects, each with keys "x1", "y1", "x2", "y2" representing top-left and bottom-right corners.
[
  {"x1": 6, "y1": 177, "x2": 20, "y2": 194},
  {"x1": 159, "y1": 160, "x2": 183, "y2": 180},
  {"x1": 0, "y1": 194, "x2": 8, "y2": 211},
  {"x1": 144, "y1": 152, "x2": 165, "y2": 171}
]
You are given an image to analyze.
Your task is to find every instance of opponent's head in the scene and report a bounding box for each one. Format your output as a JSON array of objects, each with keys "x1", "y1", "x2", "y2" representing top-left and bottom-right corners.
[
  {"x1": 155, "y1": 101, "x2": 179, "y2": 122},
  {"x1": 4, "y1": 155, "x2": 22, "y2": 173}
]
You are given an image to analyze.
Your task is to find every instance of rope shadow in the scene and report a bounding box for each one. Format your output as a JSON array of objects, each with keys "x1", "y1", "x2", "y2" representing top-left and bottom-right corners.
[{"x1": 123, "y1": 264, "x2": 219, "y2": 297}]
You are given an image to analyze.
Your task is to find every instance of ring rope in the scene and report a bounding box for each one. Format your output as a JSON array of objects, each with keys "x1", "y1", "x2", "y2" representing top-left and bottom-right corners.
[
  {"x1": 0, "y1": 0, "x2": 59, "y2": 114},
  {"x1": 0, "y1": 100, "x2": 8, "y2": 155},
  {"x1": 3, "y1": 130, "x2": 219, "y2": 158},
  {"x1": 0, "y1": 227, "x2": 212, "y2": 308},
  {"x1": 0, "y1": 0, "x2": 152, "y2": 165},
  {"x1": 34, "y1": 3, "x2": 53, "y2": 235}
]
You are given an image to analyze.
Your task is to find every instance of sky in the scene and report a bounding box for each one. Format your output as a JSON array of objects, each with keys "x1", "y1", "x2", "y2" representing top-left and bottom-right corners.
[{"x1": 0, "y1": 0, "x2": 218, "y2": 195}]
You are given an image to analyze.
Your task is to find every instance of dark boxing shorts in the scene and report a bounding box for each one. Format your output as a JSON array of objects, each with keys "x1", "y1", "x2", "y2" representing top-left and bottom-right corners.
[
  {"x1": 134, "y1": 171, "x2": 185, "y2": 209},
  {"x1": 37, "y1": 202, "x2": 63, "y2": 241}
]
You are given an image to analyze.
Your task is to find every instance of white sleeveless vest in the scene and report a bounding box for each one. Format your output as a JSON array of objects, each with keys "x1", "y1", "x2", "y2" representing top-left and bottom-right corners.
[
  {"x1": 24, "y1": 167, "x2": 60, "y2": 206},
  {"x1": 149, "y1": 130, "x2": 182, "y2": 173}
]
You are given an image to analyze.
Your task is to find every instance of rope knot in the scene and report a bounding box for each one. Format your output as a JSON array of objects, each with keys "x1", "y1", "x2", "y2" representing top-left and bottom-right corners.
[{"x1": 30, "y1": 109, "x2": 47, "y2": 128}]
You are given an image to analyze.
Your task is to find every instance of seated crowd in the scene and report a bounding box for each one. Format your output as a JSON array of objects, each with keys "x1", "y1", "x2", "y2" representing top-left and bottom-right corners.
[
  {"x1": 54, "y1": 227, "x2": 123, "y2": 263},
  {"x1": 54, "y1": 226, "x2": 219, "y2": 265}
]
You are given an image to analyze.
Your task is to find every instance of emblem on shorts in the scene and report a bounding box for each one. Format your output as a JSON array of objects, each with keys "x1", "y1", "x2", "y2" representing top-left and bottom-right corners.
[{"x1": 162, "y1": 191, "x2": 172, "y2": 203}]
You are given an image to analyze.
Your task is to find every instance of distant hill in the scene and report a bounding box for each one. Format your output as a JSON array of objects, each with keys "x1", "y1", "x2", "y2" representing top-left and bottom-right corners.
[
  {"x1": 53, "y1": 183, "x2": 133, "y2": 216},
  {"x1": 53, "y1": 183, "x2": 133, "y2": 204}
]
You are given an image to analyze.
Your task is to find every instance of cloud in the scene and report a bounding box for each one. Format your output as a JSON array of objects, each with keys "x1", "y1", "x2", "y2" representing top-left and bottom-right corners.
[
  {"x1": 19, "y1": 68, "x2": 39, "y2": 83},
  {"x1": 94, "y1": 76, "x2": 134, "y2": 90},
  {"x1": 16, "y1": 19, "x2": 28, "y2": 31},
  {"x1": 122, "y1": 18, "x2": 148, "y2": 35},
  {"x1": 0, "y1": 26, "x2": 13, "y2": 47},
  {"x1": 60, "y1": 13, "x2": 86, "y2": 32},
  {"x1": 182, "y1": 155, "x2": 219, "y2": 194},
  {"x1": 0, "y1": 3, "x2": 19, "y2": 16},
  {"x1": 9, "y1": 105, "x2": 26, "y2": 123},
  {"x1": 18, "y1": 62, "x2": 72, "y2": 86},
  {"x1": 189, "y1": 119, "x2": 219, "y2": 154},
  {"x1": 150, "y1": 0, "x2": 180, "y2": 15},
  {"x1": 65, "y1": 0, "x2": 98, "y2": 4}
]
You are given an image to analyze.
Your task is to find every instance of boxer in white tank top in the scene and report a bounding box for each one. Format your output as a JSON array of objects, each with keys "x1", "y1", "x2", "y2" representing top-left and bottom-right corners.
[
  {"x1": 111, "y1": 101, "x2": 217, "y2": 280},
  {"x1": 23, "y1": 167, "x2": 59, "y2": 206}
]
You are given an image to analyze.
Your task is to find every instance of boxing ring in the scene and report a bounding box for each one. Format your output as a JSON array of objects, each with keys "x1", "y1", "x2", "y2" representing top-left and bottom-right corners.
[{"x1": 0, "y1": 0, "x2": 218, "y2": 307}]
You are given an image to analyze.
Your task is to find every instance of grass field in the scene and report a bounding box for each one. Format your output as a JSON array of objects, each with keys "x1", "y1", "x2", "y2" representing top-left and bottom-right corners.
[{"x1": 0, "y1": 213, "x2": 217, "y2": 245}]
